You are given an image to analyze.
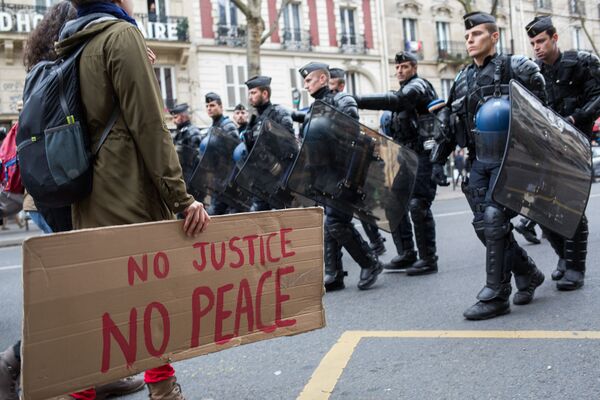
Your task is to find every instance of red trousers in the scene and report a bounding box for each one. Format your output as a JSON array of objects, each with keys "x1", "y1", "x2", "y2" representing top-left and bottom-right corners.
[{"x1": 70, "y1": 364, "x2": 174, "y2": 399}]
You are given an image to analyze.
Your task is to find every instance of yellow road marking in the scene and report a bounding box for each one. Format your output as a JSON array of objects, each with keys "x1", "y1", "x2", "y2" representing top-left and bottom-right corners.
[{"x1": 297, "y1": 330, "x2": 600, "y2": 400}]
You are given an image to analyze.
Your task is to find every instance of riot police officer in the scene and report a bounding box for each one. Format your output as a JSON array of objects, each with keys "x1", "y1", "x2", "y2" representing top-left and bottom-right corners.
[
  {"x1": 233, "y1": 103, "x2": 249, "y2": 136},
  {"x1": 431, "y1": 12, "x2": 546, "y2": 320},
  {"x1": 170, "y1": 103, "x2": 202, "y2": 184},
  {"x1": 329, "y1": 67, "x2": 386, "y2": 256},
  {"x1": 524, "y1": 16, "x2": 600, "y2": 290},
  {"x1": 243, "y1": 75, "x2": 294, "y2": 211},
  {"x1": 299, "y1": 61, "x2": 383, "y2": 291},
  {"x1": 204, "y1": 92, "x2": 240, "y2": 215},
  {"x1": 355, "y1": 52, "x2": 442, "y2": 275}
]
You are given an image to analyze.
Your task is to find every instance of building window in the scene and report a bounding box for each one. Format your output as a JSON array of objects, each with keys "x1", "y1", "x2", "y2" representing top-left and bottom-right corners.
[
  {"x1": 346, "y1": 71, "x2": 360, "y2": 96},
  {"x1": 283, "y1": 3, "x2": 302, "y2": 43},
  {"x1": 218, "y1": 0, "x2": 238, "y2": 31},
  {"x1": 154, "y1": 66, "x2": 177, "y2": 110},
  {"x1": 289, "y1": 68, "x2": 309, "y2": 109},
  {"x1": 572, "y1": 27, "x2": 582, "y2": 50},
  {"x1": 569, "y1": 0, "x2": 584, "y2": 15},
  {"x1": 403, "y1": 18, "x2": 422, "y2": 57},
  {"x1": 497, "y1": 27, "x2": 508, "y2": 54},
  {"x1": 340, "y1": 7, "x2": 357, "y2": 45},
  {"x1": 436, "y1": 21, "x2": 450, "y2": 52},
  {"x1": 226, "y1": 65, "x2": 247, "y2": 109},
  {"x1": 148, "y1": 0, "x2": 168, "y2": 22},
  {"x1": 534, "y1": 0, "x2": 552, "y2": 10},
  {"x1": 441, "y1": 79, "x2": 453, "y2": 101}
]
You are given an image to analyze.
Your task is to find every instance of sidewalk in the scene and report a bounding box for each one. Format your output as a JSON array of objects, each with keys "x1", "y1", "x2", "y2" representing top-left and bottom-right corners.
[
  {"x1": 435, "y1": 182, "x2": 465, "y2": 200},
  {"x1": 0, "y1": 219, "x2": 41, "y2": 248}
]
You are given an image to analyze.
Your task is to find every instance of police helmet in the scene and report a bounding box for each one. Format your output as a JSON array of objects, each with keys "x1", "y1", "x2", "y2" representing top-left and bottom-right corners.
[
  {"x1": 233, "y1": 142, "x2": 248, "y2": 166},
  {"x1": 199, "y1": 135, "x2": 210, "y2": 156},
  {"x1": 475, "y1": 97, "x2": 510, "y2": 134}
]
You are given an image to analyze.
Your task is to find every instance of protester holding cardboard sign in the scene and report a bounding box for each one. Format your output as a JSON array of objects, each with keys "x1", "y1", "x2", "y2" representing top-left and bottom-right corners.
[{"x1": 47, "y1": 0, "x2": 210, "y2": 398}]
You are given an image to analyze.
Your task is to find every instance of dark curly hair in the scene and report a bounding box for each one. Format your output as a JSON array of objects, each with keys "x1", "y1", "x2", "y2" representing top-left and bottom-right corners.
[{"x1": 23, "y1": 1, "x2": 77, "y2": 71}]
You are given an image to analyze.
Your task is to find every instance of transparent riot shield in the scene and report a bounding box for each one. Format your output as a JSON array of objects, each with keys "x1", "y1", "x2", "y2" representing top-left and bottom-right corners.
[
  {"x1": 175, "y1": 143, "x2": 199, "y2": 184},
  {"x1": 492, "y1": 80, "x2": 592, "y2": 239},
  {"x1": 286, "y1": 101, "x2": 418, "y2": 232},
  {"x1": 188, "y1": 127, "x2": 252, "y2": 211},
  {"x1": 234, "y1": 119, "x2": 311, "y2": 209}
]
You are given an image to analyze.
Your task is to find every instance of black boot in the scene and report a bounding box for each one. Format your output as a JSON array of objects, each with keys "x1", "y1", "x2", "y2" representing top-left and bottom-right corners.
[
  {"x1": 324, "y1": 226, "x2": 346, "y2": 292},
  {"x1": 515, "y1": 218, "x2": 540, "y2": 244},
  {"x1": 464, "y1": 207, "x2": 512, "y2": 320},
  {"x1": 361, "y1": 221, "x2": 386, "y2": 255},
  {"x1": 384, "y1": 235, "x2": 416, "y2": 270},
  {"x1": 551, "y1": 259, "x2": 566, "y2": 281},
  {"x1": 510, "y1": 239, "x2": 544, "y2": 305},
  {"x1": 406, "y1": 199, "x2": 438, "y2": 276},
  {"x1": 369, "y1": 236, "x2": 387, "y2": 256},
  {"x1": 513, "y1": 265, "x2": 545, "y2": 305},
  {"x1": 557, "y1": 216, "x2": 587, "y2": 291},
  {"x1": 0, "y1": 343, "x2": 20, "y2": 400}
]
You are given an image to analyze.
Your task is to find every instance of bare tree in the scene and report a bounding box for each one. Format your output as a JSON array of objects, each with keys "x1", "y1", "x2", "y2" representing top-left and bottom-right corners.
[
  {"x1": 231, "y1": 0, "x2": 292, "y2": 77},
  {"x1": 575, "y1": 5, "x2": 599, "y2": 56}
]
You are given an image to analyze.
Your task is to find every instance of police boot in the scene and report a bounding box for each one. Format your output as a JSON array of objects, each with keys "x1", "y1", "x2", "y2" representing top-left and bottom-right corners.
[
  {"x1": 362, "y1": 221, "x2": 386, "y2": 255},
  {"x1": 329, "y1": 222, "x2": 383, "y2": 290},
  {"x1": 324, "y1": 228, "x2": 346, "y2": 292},
  {"x1": 515, "y1": 218, "x2": 540, "y2": 244},
  {"x1": 384, "y1": 230, "x2": 416, "y2": 271},
  {"x1": 557, "y1": 216, "x2": 587, "y2": 291},
  {"x1": 0, "y1": 344, "x2": 20, "y2": 400},
  {"x1": 464, "y1": 207, "x2": 512, "y2": 320},
  {"x1": 407, "y1": 199, "x2": 438, "y2": 276},
  {"x1": 544, "y1": 229, "x2": 566, "y2": 280},
  {"x1": 369, "y1": 236, "x2": 387, "y2": 256},
  {"x1": 511, "y1": 242, "x2": 545, "y2": 305}
]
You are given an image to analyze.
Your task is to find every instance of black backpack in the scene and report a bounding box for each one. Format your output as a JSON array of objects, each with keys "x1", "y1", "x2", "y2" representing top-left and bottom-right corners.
[{"x1": 16, "y1": 37, "x2": 119, "y2": 208}]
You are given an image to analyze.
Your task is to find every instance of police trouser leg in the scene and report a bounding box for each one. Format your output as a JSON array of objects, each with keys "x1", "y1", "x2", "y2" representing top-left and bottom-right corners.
[
  {"x1": 326, "y1": 208, "x2": 382, "y2": 290},
  {"x1": 324, "y1": 224, "x2": 346, "y2": 291},
  {"x1": 208, "y1": 197, "x2": 229, "y2": 216},
  {"x1": 406, "y1": 198, "x2": 438, "y2": 276},
  {"x1": 361, "y1": 221, "x2": 386, "y2": 255},
  {"x1": 464, "y1": 206, "x2": 512, "y2": 320},
  {"x1": 557, "y1": 215, "x2": 588, "y2": 291},
  {"x1": 384, "y1": 211, "x2": 417, "y2": 270}
]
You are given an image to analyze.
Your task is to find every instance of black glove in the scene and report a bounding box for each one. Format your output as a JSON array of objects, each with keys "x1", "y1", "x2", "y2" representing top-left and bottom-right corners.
[{"x1": 431, "y1": 163, "x2": 450, "y2": 186}]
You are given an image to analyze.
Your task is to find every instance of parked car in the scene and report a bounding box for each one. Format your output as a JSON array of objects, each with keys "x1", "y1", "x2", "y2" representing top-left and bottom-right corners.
[{"x1": 593, "y1": 146, "x2": 600, "y2": 182}]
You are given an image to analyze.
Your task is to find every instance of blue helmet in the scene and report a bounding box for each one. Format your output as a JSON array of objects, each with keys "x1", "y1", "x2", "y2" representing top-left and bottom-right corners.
[
  {"x1": 233, "y1": 142, "x2": 248, "y2": 165},
  {"x1": 379, "y1": 111, "x2": 392, "y2": 136},
  {"x1": 475, "y1": 97, "x2": 510, "y2": 134}
]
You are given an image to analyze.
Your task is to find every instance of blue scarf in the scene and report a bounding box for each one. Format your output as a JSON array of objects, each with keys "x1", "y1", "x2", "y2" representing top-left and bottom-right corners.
[{"x1": 76, "y1": 2, "x2": 138, "y2": 27}]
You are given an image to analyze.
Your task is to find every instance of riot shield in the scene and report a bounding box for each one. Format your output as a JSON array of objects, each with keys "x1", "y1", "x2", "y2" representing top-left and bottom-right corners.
[
  {"x1": 175, "y1": 143, "x2": 199, "y2": 184},
  {"x1": 234, "y1": 119, "x2": 310, "y2": 209},
  {"x1": 286, "y1": 101, "x2": 418, "y2": 232},
  {"x1": 492, "y1": 80, "x2": 592, "y2": 239},
  {"x1": 188, "y1": 127, "x2": 252, "y2": 211}
]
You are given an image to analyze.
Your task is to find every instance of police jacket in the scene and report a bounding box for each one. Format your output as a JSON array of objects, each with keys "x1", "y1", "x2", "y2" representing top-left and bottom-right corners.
[
  {"x1": 244, "y1": 101, "x2": 293, "y2": 149},
  {"x1": 432, "y1": 53, "x2": 546, "y2": 163},
  {"x1": 355, "y1": 74, "x2": 437, "y2": 151},
  {"x1": 538, "y1": 50, "x2": 600, "y2": 136},
  {"x1": 173, "y1": 120, "x2": 202, "y2": 148},
  {"x1": 211, "y1": 114, "x2": 239, "y2": 140},
  {"x1": 304, "y1": 86, "x2": 359, "y2": 124}
]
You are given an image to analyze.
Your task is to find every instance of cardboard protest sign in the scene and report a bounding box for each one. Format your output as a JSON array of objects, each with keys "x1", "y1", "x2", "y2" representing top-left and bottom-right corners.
[{"x1": 21, "y1": 208, "x2": 325, "y2": 400}]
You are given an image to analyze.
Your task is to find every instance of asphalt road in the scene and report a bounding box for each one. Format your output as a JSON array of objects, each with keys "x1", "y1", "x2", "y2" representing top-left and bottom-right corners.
[{"x1": 2, "y1": 183, "x2": 600, "y2": 400}]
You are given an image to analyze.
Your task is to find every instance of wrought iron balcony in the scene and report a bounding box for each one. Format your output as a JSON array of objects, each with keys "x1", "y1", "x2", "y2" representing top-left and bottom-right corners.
[
  {"x1": 134, "y1": 14, "x2": 189, "y2": 42},
  {"x1": 340, "y1": 33, "x2": 366, "y2": 54},
  {"x1": 281, "y1": 28, "x2": 311, "y2": 51},
  {"x1": 534, "y1": 0, "x2": 553, "y2": 10},
  {"x1": 437, "y1": 41, "x2": 468, "y2": 63},
  {"x1": 215, "y1": 24, "x2": 247, "y2": 47}
]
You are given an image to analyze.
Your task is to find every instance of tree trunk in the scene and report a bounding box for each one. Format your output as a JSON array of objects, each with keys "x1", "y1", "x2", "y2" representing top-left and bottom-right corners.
[
  {"x1": 580, "y1": 18, "x2": 599, "y2": 57},
  {"x1": 247, "y1": 14, "x2": 264, "y2": 77}
]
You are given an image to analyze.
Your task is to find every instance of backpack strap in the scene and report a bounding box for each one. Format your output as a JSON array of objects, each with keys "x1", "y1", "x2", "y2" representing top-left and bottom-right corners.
[{"x1": 93, "y1": 102, "x2": 120, "y2": 156}]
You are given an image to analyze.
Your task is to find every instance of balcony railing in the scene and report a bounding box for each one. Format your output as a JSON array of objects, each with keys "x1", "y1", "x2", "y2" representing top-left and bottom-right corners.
[
  {"x1": 215, "y1": 24, "x2": 247, "y2": 47},
  {"x1": 134, "y1": 14, "x2": 189, "y2": 42},
  {"x1": 569, "y1": 0, "x2": 585, "y2": 15},
  {"x1": 437, "y1": 41, "x2": 468, "y2": 63},
  {"x1": 282, "y1": 28, "x2": 312, "y2": 51},
  {"x1": 340, "y1": 33, "x2": 366, "y2": 54},
  {"x1": 534, "y1": 0, "x2": 553, "y2": 10}
]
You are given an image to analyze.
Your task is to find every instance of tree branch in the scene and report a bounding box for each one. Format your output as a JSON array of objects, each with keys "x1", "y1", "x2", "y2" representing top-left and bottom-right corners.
[
  {"x1": 490, "y1": 0, "x2": 499, "y2": 16},
  {"x1": 578, "y1": 13, "x2": 599, "y2": 57},
  {"x1": 260, "y1": 0, "x2": 292, "y2": 44},
  {"x1": 456, "y1": 0, "x2": 471, "y2": 14},
  {"x1": 230, "y1": 0, "x2": 250, "y2": 17}
]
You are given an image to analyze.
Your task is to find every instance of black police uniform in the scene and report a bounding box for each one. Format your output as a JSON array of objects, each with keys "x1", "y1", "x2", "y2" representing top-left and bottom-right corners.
[
  {"x1": 356, "y1": 53, "x2": 440, "y2": 275},
  {"x1": 244, "y1": 76, "x2": 294, "y2": 211},
  {"x1": 171, "y1": 105, "x2": 203, "y2": 184},
  {"x1": 299, "y1": 62, "x2": 382, "y2": 291},
  {"x1": 329, "y1": 67, "x2": 386, "y2": 255},
  {"x1": 432, "y1": 12, "x2": 546, "y2": 320},
  {"x1": 521, "y1": 16, "x2": 600, "y2": 290},
  {"x1": 204, "y1": 92, "x2": 240, "y2": 216}
]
